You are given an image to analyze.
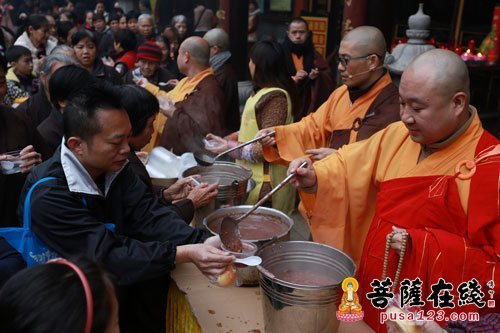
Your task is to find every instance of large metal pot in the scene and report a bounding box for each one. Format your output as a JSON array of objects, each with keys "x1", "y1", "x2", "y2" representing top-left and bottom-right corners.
[
  {"x1": 203, "y1": 205, "x2": 293, "y2": 247},
  {"x1": 257, "y1": 241, "x2": 356, "y2": 333},
  {"x1": 203, "y1": 206, "x2": 294, "y2": 286},
  {"x1": 182, "y1": 161, "x2": 252, "y2": 206},
  {"x1": 183, "y1": 162, "x2": 253, "y2": 228}
]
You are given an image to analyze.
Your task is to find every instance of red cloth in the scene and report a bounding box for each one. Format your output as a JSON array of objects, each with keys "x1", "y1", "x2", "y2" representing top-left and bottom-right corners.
[
  {"x1": 116, "y1": 51, "x2": 137, "y2": 71},
  {"x1": 358, "y1": 131, "x2": 499, "y2": 333}
]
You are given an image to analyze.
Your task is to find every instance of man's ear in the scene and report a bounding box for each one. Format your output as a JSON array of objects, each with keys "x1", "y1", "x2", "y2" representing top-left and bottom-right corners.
[
  {"x1": 451, "y1": 92, "x2": 467, "y2": 117},
  {"x1": 368, "y1": 54, "x2": 380, "y2": 71},
  {"x1": 66, "y1": 136, "x2": 85, "y2": 156},
  {"x1": 183, "y1": 51, "x2": 190, "y2": 64}
]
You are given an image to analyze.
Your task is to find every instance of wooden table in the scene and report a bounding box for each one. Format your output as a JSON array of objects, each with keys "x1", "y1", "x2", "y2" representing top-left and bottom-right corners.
[{"x1": 167, "y1": 263, "x2": 374, "y2": 333}]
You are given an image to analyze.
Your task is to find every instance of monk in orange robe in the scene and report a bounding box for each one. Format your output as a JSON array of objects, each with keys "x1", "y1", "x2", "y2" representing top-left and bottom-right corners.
[
  {"x1": 287, "y1": 49, "x2": 499, "y2": 332},
  {"x1": 259, "y1": 26, "x2": 400, "y2": 233}
]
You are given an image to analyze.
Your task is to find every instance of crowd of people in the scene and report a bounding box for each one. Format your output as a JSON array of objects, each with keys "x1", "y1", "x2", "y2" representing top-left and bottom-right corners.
[{"x1": 0, "y1": 1, "x2": 497, "y2": 333}]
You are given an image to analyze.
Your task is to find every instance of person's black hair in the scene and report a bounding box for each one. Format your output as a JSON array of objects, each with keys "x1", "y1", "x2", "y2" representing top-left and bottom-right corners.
[
  {"x1": 114, "y1": 29, "x2": 137, "y2": 52},
  {"x1": 17, "y1": 14, "x2": 49, "y2": 38},
  {"x1": 74, "y1": 3, "x2": 90, "y2": 26},
  {"x1": 157, "y1": 35, "x2": 171, "y2": 52},
  {"x1": 6, "y1": 45, "x2": 32, "y2": 63},
  {"x1": 120, "y1": 85, "x2": 159, "y2": 136},
  {"x1": 125, "y1": 10, "x2": 139, "y2": 22},
  {"x1": 63, "y1": 81, "x2": 123, "y2": 142},
  {"x1": 60, "y1": 10, "x2": 76, "y2": 23},
  {"x1": 0, "y1": 257, "x2": 115, "y2": 333},
  {"x1": 162, "y1": 25, "x2": 180, "y2": 42},
  {"x1": 249, "y1": 40, "x2": 300, "y2": 120},
  {"x1": 108, "y1": 13, "x2": 121, "y2": 23},
  {"x1": 49, "y1": 64, "x2": 96, "y2": 110},
  {"x1": 53, "y1": 0, "x2": 67, "y2": 7},
  {"x1": 289, "y1": 17, "x2": 309, "y2": 30},
  {"x1": 111, "y1": 7, "x2": 124, "y2": 16},
  {"x1": 56, "y1": 20, "x2": 76, "y2": 42},
  {"x1": 93, "y1": 12, "x2": 105, "y2": 22},
  {"x1": 71, "y1": 28, "x2": 96, "y2": 46},
  {"x1": 39, "y1": 0, "x2": 53, "y2": 13},
  {"x1": 28, "y1": 14, "x2": 49, "y2": 31},
  {"x1": 139, "y1": 0, "x2": 151, "y2": 10}
]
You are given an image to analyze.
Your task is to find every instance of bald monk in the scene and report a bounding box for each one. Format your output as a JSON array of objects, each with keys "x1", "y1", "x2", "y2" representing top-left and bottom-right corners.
[
  {"x1": 137, "y1": 36, "x2": 225, "y2": 154},
  {"x1": 287, "y1": 49, "x2": 499, "y2": 332},
  {"x1": 259, "y1": 26, "x2": 400, "y2": 229}
]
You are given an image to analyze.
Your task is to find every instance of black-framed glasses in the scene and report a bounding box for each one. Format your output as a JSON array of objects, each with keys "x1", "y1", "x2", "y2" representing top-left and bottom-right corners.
[{"x1": 337, "y1": 53, "x2": 381, "y2": 67}]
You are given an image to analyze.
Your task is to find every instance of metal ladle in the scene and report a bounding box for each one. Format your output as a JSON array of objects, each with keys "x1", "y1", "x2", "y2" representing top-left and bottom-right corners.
[
  {"x1": 195, "y1": 131, "x2": 275, "y2": 166},
  {"x1": 220, "y1": 161, "x2": 308, "y2": 252}
]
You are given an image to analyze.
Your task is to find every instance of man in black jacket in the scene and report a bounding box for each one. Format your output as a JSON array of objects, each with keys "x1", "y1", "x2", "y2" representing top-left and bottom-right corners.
[{"x1": 18, "y1": 83, "x2": 234, "y2": 333}]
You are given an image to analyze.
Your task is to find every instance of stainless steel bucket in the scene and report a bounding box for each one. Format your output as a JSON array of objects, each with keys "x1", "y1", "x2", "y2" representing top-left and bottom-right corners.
[
  {"x1": 182, "y1": 161, "x2": 252, "y2": 206},
  {"x1": 203, "y1": 206, "x2": 294, "y2": 285},
  {"x1": 182, "y1": 162, "x2": 253, "y2": 227},
  {"x1": 257, "y1": 241, "x2": 356, "y2": 333}
]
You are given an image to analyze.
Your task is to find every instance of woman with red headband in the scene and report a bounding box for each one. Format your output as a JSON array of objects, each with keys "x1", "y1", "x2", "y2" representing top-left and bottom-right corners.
[{"x1": 0, "y1": 257, "x2": 119, "y2": 333}]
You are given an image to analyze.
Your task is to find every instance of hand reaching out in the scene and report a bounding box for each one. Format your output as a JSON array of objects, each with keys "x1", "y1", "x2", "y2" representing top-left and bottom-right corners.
[
  {"x1": 294, "y1": 69, "x2": 308, "y2": 81},
  {"x1": 157, "y1": 95, "x2": 175, "y2": 118},
  {"x1": 309, "y1": 67, "x2": 319, "y2": 80},
  {"x1": 177, "y1": 243, "x2": 235, "y2": 277},
  {"x1": 304, "y1": 147, "x2": 336, "y2": 161},
  {"x1": 204, "y1": 134, "x2": 228, "y2": 154},
  {"x1": 19, "y1": 145, "x2": 42, "y2": 173},
  {"x1": 187, "y1": 182, "x2": 218, "y2": 209},
  {"x1": 163, "y1": 177, "x2": 195, "y2": 202},
  {"x1": 134, "y1": 77, "x2": 149, "y2": 88}
]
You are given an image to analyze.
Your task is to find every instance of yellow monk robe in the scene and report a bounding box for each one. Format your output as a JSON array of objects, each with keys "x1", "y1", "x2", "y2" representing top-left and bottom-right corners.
[
  {"x1": 264, "y1": 72, "x2": 394, "y2": 219},
  {"x1": 142, "y1": 68, "x2": 214, "y2": 152},
  {"x1": 307, "y1": 108, "x2": 489, "y2": 265},
  {"x1": 238, "y1": 87, "x2": 295, "y2": 215}
]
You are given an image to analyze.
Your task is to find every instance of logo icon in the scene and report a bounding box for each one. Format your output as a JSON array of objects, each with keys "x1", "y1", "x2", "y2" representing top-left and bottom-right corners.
[{"x1": 337, "y1": 277, "x2": 364, "y2": 322}]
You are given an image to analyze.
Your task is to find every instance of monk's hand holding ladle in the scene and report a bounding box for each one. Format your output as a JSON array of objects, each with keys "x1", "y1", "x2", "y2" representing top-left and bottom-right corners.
[
  {"x1": 288, "y1": 158, "x2": 317, "y2": 193},
  {"x1": 256, "y1": 128, "x2": 276, "y2": 147},
  {"x1": 197, "y1": 131, "x2": 276, "y2": 166}
]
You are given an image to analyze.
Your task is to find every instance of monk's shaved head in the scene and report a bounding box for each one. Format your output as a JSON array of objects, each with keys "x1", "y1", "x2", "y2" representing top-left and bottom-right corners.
[
  {"x1": 179, "y1": 36, "x2": 210, "y2": 67},
  {"x1": 404, "y1": 49, "x2": 470, "y2": 99},
  {"x1": 343, "y1": 26, "x2": 386, "y2": 61}
]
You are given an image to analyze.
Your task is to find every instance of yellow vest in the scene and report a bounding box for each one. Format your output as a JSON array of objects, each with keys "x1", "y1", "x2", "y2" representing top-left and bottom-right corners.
[{"x1": 237, "y1": 87, "x2": 295, "y2": 215}]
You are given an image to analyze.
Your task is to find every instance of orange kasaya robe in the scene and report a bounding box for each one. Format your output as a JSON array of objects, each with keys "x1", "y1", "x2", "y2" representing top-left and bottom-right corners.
[
  {"x1": 263, "y1": 72, "x2": 396, "y2": 226},
  {"x1": 142, "y1": 68, "x2": 214, "y2": 152},
  {"x1": 311, "y1": 110, "x2": 499, "y2": 332}
]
